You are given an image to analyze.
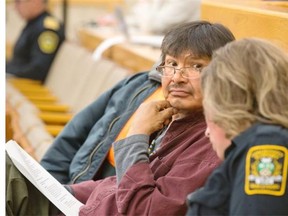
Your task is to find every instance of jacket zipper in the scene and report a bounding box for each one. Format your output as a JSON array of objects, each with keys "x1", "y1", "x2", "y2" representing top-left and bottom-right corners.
[
  {"x1": 71, "y1": 116, "x2": 120, "y2": 183},
  {"x1": 71, "y1": 83, "x2": 156, "y2": 183}
]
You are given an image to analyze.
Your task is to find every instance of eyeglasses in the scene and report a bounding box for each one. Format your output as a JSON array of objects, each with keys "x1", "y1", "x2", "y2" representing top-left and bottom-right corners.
[{"x1": 156, "y1": 65, "x2": 203, "y2": 79}]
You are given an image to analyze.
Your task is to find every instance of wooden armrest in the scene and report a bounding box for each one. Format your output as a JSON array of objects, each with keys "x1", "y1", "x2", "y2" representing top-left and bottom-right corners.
[
  {"x1": 34, "y1": 103, "x2": 71, "y2": 112},
  {"x1": 45, "y1": 125, "x2": 65, "y2": 136},
  {"x1": 38, "y1": 112, "x2": 73, "y2": 124}
]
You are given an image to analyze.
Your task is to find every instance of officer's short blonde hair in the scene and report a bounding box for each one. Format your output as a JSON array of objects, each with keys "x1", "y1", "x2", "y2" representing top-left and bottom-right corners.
[{"x1": 201, "y1": 38, "x2": 288, "y2": 139}]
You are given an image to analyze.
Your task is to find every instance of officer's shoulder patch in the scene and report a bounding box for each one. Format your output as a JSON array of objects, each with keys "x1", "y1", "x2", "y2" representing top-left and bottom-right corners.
[
  {"x1": 245, "y1": 145, "x2": 287, "y2": 196},
  {"x1": 43, "y1": 16, "x2": 60, "y2": 30},
  {"x1": 38, "y1": 31, "x2": 59, "y2": 54}
]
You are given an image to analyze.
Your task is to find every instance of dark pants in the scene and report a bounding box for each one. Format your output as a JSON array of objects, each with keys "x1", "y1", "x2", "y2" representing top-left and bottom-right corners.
[{"x1": 6, "y1": 154, "x2": 59, "y2": 216}]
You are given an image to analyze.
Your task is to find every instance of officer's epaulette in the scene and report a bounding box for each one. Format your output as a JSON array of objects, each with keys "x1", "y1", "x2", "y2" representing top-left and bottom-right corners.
[{"x1": 43, "y1": 16, "x2": 60, "y2": 31}]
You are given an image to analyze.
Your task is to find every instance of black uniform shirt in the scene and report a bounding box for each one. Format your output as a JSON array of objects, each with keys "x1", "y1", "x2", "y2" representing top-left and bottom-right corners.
[
  {"x1": 187, "y1": 123, "x2": 288, "y2": 215},
  {"x1": 6, "y1": 11, "x2": 65, "y2": 83}
]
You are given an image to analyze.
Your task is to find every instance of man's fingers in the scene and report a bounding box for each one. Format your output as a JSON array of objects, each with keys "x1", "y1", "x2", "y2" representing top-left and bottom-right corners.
[
  {"x1": 155, "y1": 100, "x2": 171, "y2": 111},
  {"x1": 160, "y1": 107, "x2": 176, "y2": 123}
]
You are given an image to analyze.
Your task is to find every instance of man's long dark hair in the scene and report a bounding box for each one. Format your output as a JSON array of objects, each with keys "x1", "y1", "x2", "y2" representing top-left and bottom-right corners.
[{"x1": 161, "y1": 20, "x2": 236, "y2": 61}]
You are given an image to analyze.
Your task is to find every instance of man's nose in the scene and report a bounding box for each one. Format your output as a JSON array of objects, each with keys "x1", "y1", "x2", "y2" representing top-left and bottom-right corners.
[{"x1": 171, "y1": 69, "x2": 185, "y2": 81}]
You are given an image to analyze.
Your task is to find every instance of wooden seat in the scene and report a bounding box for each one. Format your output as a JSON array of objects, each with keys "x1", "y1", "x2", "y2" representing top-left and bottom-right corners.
[{"x1": 6, "y1": 40, "x2": 133, "y2": 159}]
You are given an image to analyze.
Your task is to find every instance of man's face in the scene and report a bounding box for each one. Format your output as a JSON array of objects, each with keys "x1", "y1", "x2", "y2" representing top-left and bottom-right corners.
[{"x1": 161, "y1": 54, "x2": 210, "y2": 117}]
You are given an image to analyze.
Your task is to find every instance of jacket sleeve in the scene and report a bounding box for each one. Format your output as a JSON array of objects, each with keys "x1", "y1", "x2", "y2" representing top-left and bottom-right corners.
[
  {"x1": 116, "y1": 149, "x2": 219, "y2": 215},
  {"x1": 114, "y1": 134, "x2": 150, "y2": 184},
  {"x1": 66, "y1": 180, "x2": 103, "y2": 204},
  {"x1": 40, "y1": 79, "x2": 128, "y2": 183},
  {"x1": 185, "y1": 167, "x2": 229, "y2": 216}
]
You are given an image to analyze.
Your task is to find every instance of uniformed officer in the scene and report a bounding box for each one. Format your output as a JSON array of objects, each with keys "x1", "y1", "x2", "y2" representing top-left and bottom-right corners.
[
  {"x1": 6, "y1": 0, "x2": 65, "y2": 83},
  {"x1": 186, "y1": 38, "x2": 288, "y2": 215}
]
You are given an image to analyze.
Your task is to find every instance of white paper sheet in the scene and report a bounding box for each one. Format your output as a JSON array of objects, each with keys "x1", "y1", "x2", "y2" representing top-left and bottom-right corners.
[{"x1": 6, "y1": 140, "x2": 84, "y2": 216}]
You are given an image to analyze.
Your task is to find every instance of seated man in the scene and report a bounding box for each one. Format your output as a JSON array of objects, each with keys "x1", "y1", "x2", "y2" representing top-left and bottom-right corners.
[
  {"x1": 6, "y1": 0, "x2": 65, "y2": 83},
  {"x1": 6, "y1": 21, "x2": 235, "y2": 215},
  {"x1": 40, "y1": 21, "x2": 236, "y2": 186}
]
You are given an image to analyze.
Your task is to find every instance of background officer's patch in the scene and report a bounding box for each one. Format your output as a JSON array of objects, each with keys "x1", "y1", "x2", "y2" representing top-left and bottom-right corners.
[
  {"x1": 245, "y1": 145, "x2": 287, "y2": 196},
  {"x1": 43, "y1": 16, "x2": 60, "y2": 30},
  {"x1": 38, "y1": 31, "x2": 59, "y2": 54}
]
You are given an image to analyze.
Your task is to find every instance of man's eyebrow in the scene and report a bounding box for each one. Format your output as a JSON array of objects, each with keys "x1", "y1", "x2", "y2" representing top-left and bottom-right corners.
[
  {"x1": 185, "y1": 56, "x2": 209, "y2": 63},
  {"x1": 185, "y1": 58, "x2": 203, "y2": 64},
  {"x1": 164, "y1": 58, "x2": 177, "y2": 64},
  {"x1": 186, "y1": 55, "x2": 204, "y2": 60}
]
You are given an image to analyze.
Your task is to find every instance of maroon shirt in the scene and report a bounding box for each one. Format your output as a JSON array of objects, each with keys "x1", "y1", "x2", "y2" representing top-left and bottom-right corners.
[{"x1": 70, "y1": 113, "x2": 221, "y2": 215}]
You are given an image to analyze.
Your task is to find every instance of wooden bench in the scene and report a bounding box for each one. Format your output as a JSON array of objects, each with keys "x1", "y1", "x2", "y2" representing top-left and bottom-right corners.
[
  {"x1": 201, "y1": 0, "x2": 288, "y2": 51},
  {"x1": 6, "y1": 41, "x2": 132, "y2": 160},
  {"x1": 77, "y1": 27, "x2": 162, "y2": 72}
]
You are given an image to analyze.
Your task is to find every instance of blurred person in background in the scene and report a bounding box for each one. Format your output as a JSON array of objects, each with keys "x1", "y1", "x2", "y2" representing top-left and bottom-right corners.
[
  {"x1": 98, "y1": 0, "x2": 201, "y2": 35},
  {"x1": 6, "y1": 0, "x2": 65, "y2": 83}
]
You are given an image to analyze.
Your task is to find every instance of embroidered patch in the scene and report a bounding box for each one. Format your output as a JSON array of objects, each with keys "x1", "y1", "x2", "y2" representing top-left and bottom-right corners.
[
  {"x1": 245, "y1": 145, "x2": 287, "y2": 196},
  {"x1": 38, "y1": 31, "x2": 59, "y2": 54}
]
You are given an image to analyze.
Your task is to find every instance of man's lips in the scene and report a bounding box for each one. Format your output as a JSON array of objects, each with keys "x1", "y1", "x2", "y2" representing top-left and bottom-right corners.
[{"x1": 169, "y1": 88, "x2": 191, "y2": 97}]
